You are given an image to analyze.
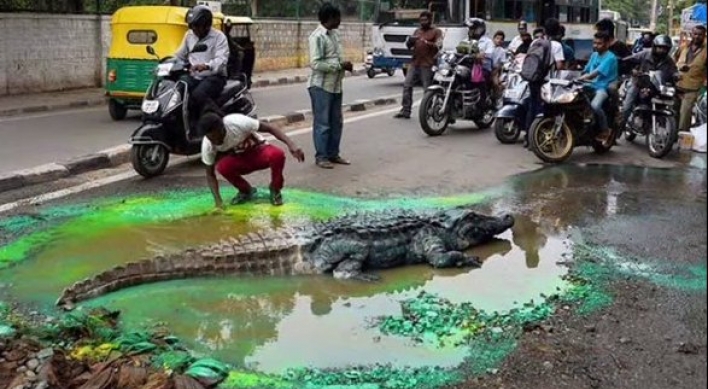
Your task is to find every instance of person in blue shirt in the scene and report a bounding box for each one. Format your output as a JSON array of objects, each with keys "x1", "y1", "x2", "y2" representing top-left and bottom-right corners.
[{"x1": 577, "y1": 31, "x2": 619, "y2": 142}]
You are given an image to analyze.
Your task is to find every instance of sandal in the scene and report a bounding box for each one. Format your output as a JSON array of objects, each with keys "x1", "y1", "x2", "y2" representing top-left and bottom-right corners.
[
  {"x1": 270, "y1": 188, "x2": 283, "y2": 206},
  {"x1": 231, "y1": 187, "x2": 257, "y2": 205}
]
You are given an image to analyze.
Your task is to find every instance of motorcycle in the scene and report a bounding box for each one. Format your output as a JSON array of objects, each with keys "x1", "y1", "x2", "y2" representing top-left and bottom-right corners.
[
  {"x1": 528, "y1": 70, "x2": 619, "y2": 163},
  {"x1": 129, "y1": 44, "x2": 257, "y2": 178},
  {"x1": 622, "y1": 70, "x2": 678, "y2": 159},
  {"x1": 494, "y1": 53, "x2": 529, "y2": 144},
  {"x1": 693, "y1": 89, "x2": 707, "y2": 126},
  {"x1": 418, "y1": 50, "x2": 496, "y2": 136}
]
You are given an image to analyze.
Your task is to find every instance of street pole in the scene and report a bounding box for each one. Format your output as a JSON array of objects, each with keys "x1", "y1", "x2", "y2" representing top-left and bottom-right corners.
[
  {"x1": 667, "y1": 0, "x2": 674, "y2": 35},
  {"x1": 649, "y1": 0, "x2": 658, "y2": 30}
]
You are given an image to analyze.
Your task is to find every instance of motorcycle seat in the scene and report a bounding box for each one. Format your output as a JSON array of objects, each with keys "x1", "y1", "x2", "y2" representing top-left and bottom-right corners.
[{"x1": 216, "y1": 80, "x2": 244, "y2": 104}]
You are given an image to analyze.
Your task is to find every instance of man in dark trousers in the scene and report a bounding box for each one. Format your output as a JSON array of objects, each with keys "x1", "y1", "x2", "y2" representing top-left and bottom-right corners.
[{"x1": 394, "y1": 11, "x2": 443, "y2": 119}]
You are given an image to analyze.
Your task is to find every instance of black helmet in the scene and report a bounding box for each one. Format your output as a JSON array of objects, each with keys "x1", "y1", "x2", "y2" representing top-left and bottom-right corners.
[
  {"x1": 187, "y1": 5, "x2": 213, "y2": 29},
  {"x1": 652, "y1": 34, "x2": 672, "y2": 49},
  {"x1": 465, "y1": 17, "x2": 486, "y2": 36}
]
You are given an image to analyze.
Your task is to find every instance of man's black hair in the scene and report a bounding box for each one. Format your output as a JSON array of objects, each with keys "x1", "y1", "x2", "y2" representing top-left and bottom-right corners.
[
  {"x1": 595, "y1": 18, "x2": 615, "y2": 37},
  {"x1": 533, "y1": 27, "x2": 545, "y2": 36},
  {"x1": 494, "y1": 30, "x2": 505, "y2": 39},
  {"x1": 197, "y1": 101, "x2": 224, "y2": 137},
  {"x1": 420, "y1": 11, "x2": 433, "y2": 19},
  {"x1": 544, "y1": 18, "x2": 561, "y2": 37},
  {"x1": 695, "y1": 25, "x2": 707, "y2": 33},
  {"x1": 318, "y1": 2, "x2": 341, "y2": 24},
  {"x1": 594, "y1": 31, "x2": 611, "y2": 42}
]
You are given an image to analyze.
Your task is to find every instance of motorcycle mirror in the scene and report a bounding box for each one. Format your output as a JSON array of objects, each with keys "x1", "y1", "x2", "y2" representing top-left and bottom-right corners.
[{"x1": 191, "y1": 43, "x2": 208, "y2": 53}]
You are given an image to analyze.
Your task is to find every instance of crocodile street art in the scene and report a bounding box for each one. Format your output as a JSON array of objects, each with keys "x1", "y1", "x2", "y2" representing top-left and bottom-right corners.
[{"x1": 55, "y1": 207, "x2": 515, "y2": 309}]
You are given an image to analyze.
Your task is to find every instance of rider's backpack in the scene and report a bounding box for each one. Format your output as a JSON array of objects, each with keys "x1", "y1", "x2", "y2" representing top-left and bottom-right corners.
[{"x1": 520, "y1": 38, "x2": 552, "y2": 83}]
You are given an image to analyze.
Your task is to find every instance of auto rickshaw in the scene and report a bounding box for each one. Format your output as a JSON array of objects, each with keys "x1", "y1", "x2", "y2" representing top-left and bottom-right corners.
[
  {"x1": 223, "y1": 16, "x2": 256, "y2": 89},
  {"x1": 105, "y1": 5, "x2": 224, "y2": 120}
]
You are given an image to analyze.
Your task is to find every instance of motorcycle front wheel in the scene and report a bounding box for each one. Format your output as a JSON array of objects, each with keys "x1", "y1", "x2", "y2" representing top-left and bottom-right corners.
[
  {"x1": 647, "y1": 115, "x2": 677, "y2": 159},
  {"x1": 494, "y1": 117, "x2": 522, "y2": 144},
  {"x1": 131, "y1": 144, "x2": 170, "y2": 178},
  {"x1": 419, "y1": 89, "x2": 450, "y2": 136},
  {"x1": 529, "y1": 116, "x2": 575, "y2": 163}
]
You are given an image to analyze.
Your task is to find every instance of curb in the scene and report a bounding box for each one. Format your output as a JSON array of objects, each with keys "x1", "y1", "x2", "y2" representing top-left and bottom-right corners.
[
  {"x1": 0, "y1": 70, "x2": 368, "y2": 118},
  {"x1": 0, "y1": 96, "x2": 397, "y2": 194}
]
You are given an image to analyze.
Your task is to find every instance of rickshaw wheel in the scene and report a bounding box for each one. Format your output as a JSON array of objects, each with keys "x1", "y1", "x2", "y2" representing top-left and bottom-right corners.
[
  {"x1": 367, "y1": 68, "x2": 376, "y2": 78},
  {"x1": 108, "y1": 99, "x2": 127, "y2": 121},
  {"x1": 386, "y1": 68, "x2": 395, "y2": 76}
]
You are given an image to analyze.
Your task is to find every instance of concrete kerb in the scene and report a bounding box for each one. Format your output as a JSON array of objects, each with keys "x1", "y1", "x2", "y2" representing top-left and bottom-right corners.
[
  {"x1": 0, "y1": 95, "x2": 399, "y2": 194},
  {"x1": 0, "y1": 70, "x2": 367, "y2": 118}
]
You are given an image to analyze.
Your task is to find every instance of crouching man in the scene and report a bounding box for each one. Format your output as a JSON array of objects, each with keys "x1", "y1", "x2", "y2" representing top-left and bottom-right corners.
[{"x1": 198, "y1": 108, "x2": 305, "y2": 207}]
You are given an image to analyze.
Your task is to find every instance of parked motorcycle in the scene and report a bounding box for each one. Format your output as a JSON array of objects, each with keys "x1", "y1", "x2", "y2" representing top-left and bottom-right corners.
[
  {"x1": 528, "y1": 70, "x2": 619, "y2": 163},
  {"x1": 494, "y1": 53, "x2": 529, "y2": 144},
  {"x1": 622, "y1": 70, "x2": 678, "y2": 159},
  {"x1": 418, "y1": 51, "x2": 496, "y2": 136},
  {"x1": 129, "y1": 44, "x2": 257, "y2": 178}
]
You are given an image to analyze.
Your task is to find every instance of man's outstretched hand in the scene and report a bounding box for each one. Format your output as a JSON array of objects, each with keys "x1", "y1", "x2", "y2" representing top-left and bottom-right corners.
[{"x1": 290, "y1": 147, "x2": 305, "y2": 162}]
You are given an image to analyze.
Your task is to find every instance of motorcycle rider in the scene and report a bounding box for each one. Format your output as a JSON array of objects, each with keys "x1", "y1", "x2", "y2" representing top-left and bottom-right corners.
[
  {"x1": 455, "y1": 18, "x2": 495, "y2": 106},
  {"x1": 576, "y1": 31, "x2": 619, "y2": 143},
  {"x1": 174, "y1": 5, "x2": 230, "y2": 133},
  {"x1": 619, "y1": 35, "x2": 678, "y2": 130},
  {"x1": 632, "y1": 32, "x2": 655, "y2": 54},
  {"x1": 508, "y1": 20, "x2": 528, "y2": 54}
]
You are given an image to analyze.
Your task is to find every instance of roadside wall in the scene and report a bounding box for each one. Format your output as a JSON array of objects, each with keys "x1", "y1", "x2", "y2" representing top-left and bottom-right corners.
[{"x1": 0, "y1": 13, "x2": 372, "y2": 96}]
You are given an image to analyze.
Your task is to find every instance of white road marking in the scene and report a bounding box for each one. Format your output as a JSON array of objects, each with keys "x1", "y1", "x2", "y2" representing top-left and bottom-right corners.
[{"x1": 0, "y1": 102, "x2": 418, "y2": 214}]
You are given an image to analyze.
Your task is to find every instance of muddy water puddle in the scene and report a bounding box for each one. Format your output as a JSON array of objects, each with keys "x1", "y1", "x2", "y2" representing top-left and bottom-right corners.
[{"x1": 1, "y1": 211, "x2": 568, "y2": 374}]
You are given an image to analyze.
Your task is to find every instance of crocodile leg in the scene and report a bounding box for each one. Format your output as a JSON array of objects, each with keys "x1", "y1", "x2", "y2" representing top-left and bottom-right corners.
[
  {"x1": 333, "y1": 259, "x2": 381, "y2": 281},
  {"x1": 414, "y1": 233, "x2": 482, "y2": 268}
]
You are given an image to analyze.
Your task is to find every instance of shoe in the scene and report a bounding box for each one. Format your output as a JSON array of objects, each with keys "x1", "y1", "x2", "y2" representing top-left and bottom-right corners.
[
  {"x1": 316, "y1": 160, "x2": 334, "y2": 169},
  {"x1": 329, "y1": 156, "x2": 351, "y2": 165},
  {"x1": 231, "y1": 187, "x2": 257, "y2": 205},
  {"x1": 393, "y1": 112, "x2": 410, "y2": 119},
  {"x1": 270, "y1": 188, "x2": 283, "y2": 206}
]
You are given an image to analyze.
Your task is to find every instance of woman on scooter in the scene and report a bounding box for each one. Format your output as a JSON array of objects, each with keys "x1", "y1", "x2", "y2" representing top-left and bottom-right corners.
[{"x1": 198, "y1": 104, "x2": 306, "y2": 208}]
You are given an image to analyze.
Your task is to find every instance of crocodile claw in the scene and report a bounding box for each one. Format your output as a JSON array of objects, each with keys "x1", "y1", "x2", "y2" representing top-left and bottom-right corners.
[{"x1": 457, "y1": 255, "x2": 482, "y2": 268}]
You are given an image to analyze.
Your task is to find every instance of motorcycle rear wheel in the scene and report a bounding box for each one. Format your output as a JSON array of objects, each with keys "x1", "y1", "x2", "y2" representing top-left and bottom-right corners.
[
  {"x1": 529, "y1": 116, "x2": 575, "y2": 163},
  {"x1": 131, "y1": 144, "x2": 170, "y2": 178},
  {"x1": 419, "y1": 90, "x2": 450, "y2": 136}
]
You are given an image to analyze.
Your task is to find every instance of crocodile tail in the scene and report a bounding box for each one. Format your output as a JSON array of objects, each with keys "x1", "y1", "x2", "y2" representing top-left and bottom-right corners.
[{"x1": 55, "y1": 231, "x2": 312, "y2": 309}]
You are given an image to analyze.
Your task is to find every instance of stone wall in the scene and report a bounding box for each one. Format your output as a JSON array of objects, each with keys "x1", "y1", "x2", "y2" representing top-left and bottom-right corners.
[{"x1": 0, "y1": 13, "x2": 372, "y2": 96}]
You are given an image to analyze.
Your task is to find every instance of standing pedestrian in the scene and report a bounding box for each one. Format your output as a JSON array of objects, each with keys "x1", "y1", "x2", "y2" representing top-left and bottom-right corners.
[
  {"x1": 307, "y1": 2, "x2": 353, "y2": 169},
  {"x1": 393, "y1": 11, "x2": 443, "y2": 119},
  {"x1": 674, "y1": 25, "x2": 707, "y2": 134}
]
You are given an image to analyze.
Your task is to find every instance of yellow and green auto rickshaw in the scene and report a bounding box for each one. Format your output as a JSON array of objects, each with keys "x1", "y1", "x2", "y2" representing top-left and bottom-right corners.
[{"x1": 105, "y1": 5, "x2": 224, "y2": 120}]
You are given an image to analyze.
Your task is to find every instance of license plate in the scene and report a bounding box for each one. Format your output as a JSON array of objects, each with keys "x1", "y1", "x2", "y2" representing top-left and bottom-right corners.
[
  {"x1": 141, "y1": 100, "x2": 159, "y2": 114},
  {"x1": 156, "y1": 63, "x2": 173, "y2": 77}
]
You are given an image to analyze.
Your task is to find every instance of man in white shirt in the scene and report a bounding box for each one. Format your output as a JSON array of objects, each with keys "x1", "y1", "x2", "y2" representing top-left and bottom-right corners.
[
  {"x1": 197, "y1": 108, "x2": 305, "y2": 207},
  {"x1": 508, "y1": 20, "x2": 528, "y2": 53}
]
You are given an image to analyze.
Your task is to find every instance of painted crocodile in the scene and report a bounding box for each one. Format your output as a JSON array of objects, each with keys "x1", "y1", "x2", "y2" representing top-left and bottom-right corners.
[{"x1": 56, "y1": 206, "x2": 515, "y2": 310}]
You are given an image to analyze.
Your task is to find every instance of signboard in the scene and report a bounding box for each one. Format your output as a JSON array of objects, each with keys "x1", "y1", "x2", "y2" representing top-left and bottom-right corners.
[{"x1": 681, "y1": 4, "x2": 707, "y2": 32}]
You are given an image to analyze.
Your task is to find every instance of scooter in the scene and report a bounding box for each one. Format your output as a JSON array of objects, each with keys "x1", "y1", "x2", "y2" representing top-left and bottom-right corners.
[
  {"x1": 129, "y1": 44, "x2": 257, "y2": 178},
  {"x1": 494, "y1": 53, "x2": 529, "y2": 144}
]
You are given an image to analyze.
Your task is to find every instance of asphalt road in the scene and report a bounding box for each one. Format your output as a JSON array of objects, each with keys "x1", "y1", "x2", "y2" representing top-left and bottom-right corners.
[{"x1": 0, "y1": 73, "x2": 412, "y2": 175}]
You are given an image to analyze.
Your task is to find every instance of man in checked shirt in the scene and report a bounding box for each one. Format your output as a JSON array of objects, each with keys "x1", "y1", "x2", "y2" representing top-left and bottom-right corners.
[{"x1": 307, "y1": 2, "x2": 354, "y2": 169}]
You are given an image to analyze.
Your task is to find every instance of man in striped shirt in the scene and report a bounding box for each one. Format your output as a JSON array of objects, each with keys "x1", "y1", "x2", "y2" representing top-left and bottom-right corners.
[{"x1": 307, "y1": 2, "x2": 353, "y2": 169}]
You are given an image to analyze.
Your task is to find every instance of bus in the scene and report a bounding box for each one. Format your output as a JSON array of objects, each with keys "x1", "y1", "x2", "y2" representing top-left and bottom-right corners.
[{"x1": 370, "y1": 0, "x2": 605, "y2": 72}]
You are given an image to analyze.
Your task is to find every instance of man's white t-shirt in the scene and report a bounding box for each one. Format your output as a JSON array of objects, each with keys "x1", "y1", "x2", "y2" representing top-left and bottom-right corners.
[
  {"x1": 508, "y1": 35, "x2": 524, "y2": 53},
  {"x1": 530, "y1": 38, "x2": 566, "y2": 67},
  {"x1": 201, "y1": 114, "x2": 265, "y2": 166}
]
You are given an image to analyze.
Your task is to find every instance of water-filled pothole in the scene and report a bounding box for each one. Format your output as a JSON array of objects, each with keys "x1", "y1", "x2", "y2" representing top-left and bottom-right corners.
[{"x1": 2, "y1": 207, "x2": 568, "y2": 374}]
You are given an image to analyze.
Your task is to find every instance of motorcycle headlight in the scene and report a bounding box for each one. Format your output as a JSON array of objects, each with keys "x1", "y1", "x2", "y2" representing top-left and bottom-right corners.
[
  {"x1": 373, "y1": 47, "x2": 384, "y2": 57},
  {"x1": 440, "y1": 68, "x2": 452, "y2": 77},
  {"x1": 553, "y1": 91, "x2": 578, "y2": 104},
  {"x1": 660, "y1": 85, "x2": 675, "y2": 97}
]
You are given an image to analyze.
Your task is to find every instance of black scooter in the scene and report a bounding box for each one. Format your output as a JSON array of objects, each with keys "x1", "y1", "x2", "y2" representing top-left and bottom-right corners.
[{"x1": 129, "y1": 44, "x2": 257, "y2": 178}]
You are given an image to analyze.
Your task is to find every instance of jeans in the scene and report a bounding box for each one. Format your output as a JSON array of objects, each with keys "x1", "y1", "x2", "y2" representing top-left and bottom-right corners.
[
  {"x1": 525, "y1": 82, "x2": 543, "y2": 144},
  {"x1": 215, "y1": 144, "x2": 286, "y2": 193},
  {"x1": 308, "y1": 86, "x2": 343, "y2": 162},
  {"x1": 591, "y1": 89, "x2": 610, "y2": 132},
  {"x1": 184, "y1": 75, "x2": 226, "y2": 115},
  {"x1": 622, "y1": 83, "x2": 638, "y2": 123},
  {"x1": 400, "y1": 66, "x2": 434, "y2": 114}
]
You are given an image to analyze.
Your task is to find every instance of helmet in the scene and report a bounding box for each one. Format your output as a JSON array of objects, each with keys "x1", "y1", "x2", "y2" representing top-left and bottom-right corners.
[
  {"x1": 652, "y1": 34, "x2": 672, "y2": 49},
  {"x1": 187, "y1": 5, "x2": 213, "y2": 29},
  {"x1": 465, "y1": 18, "x2": 486, "y2": 36}
]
